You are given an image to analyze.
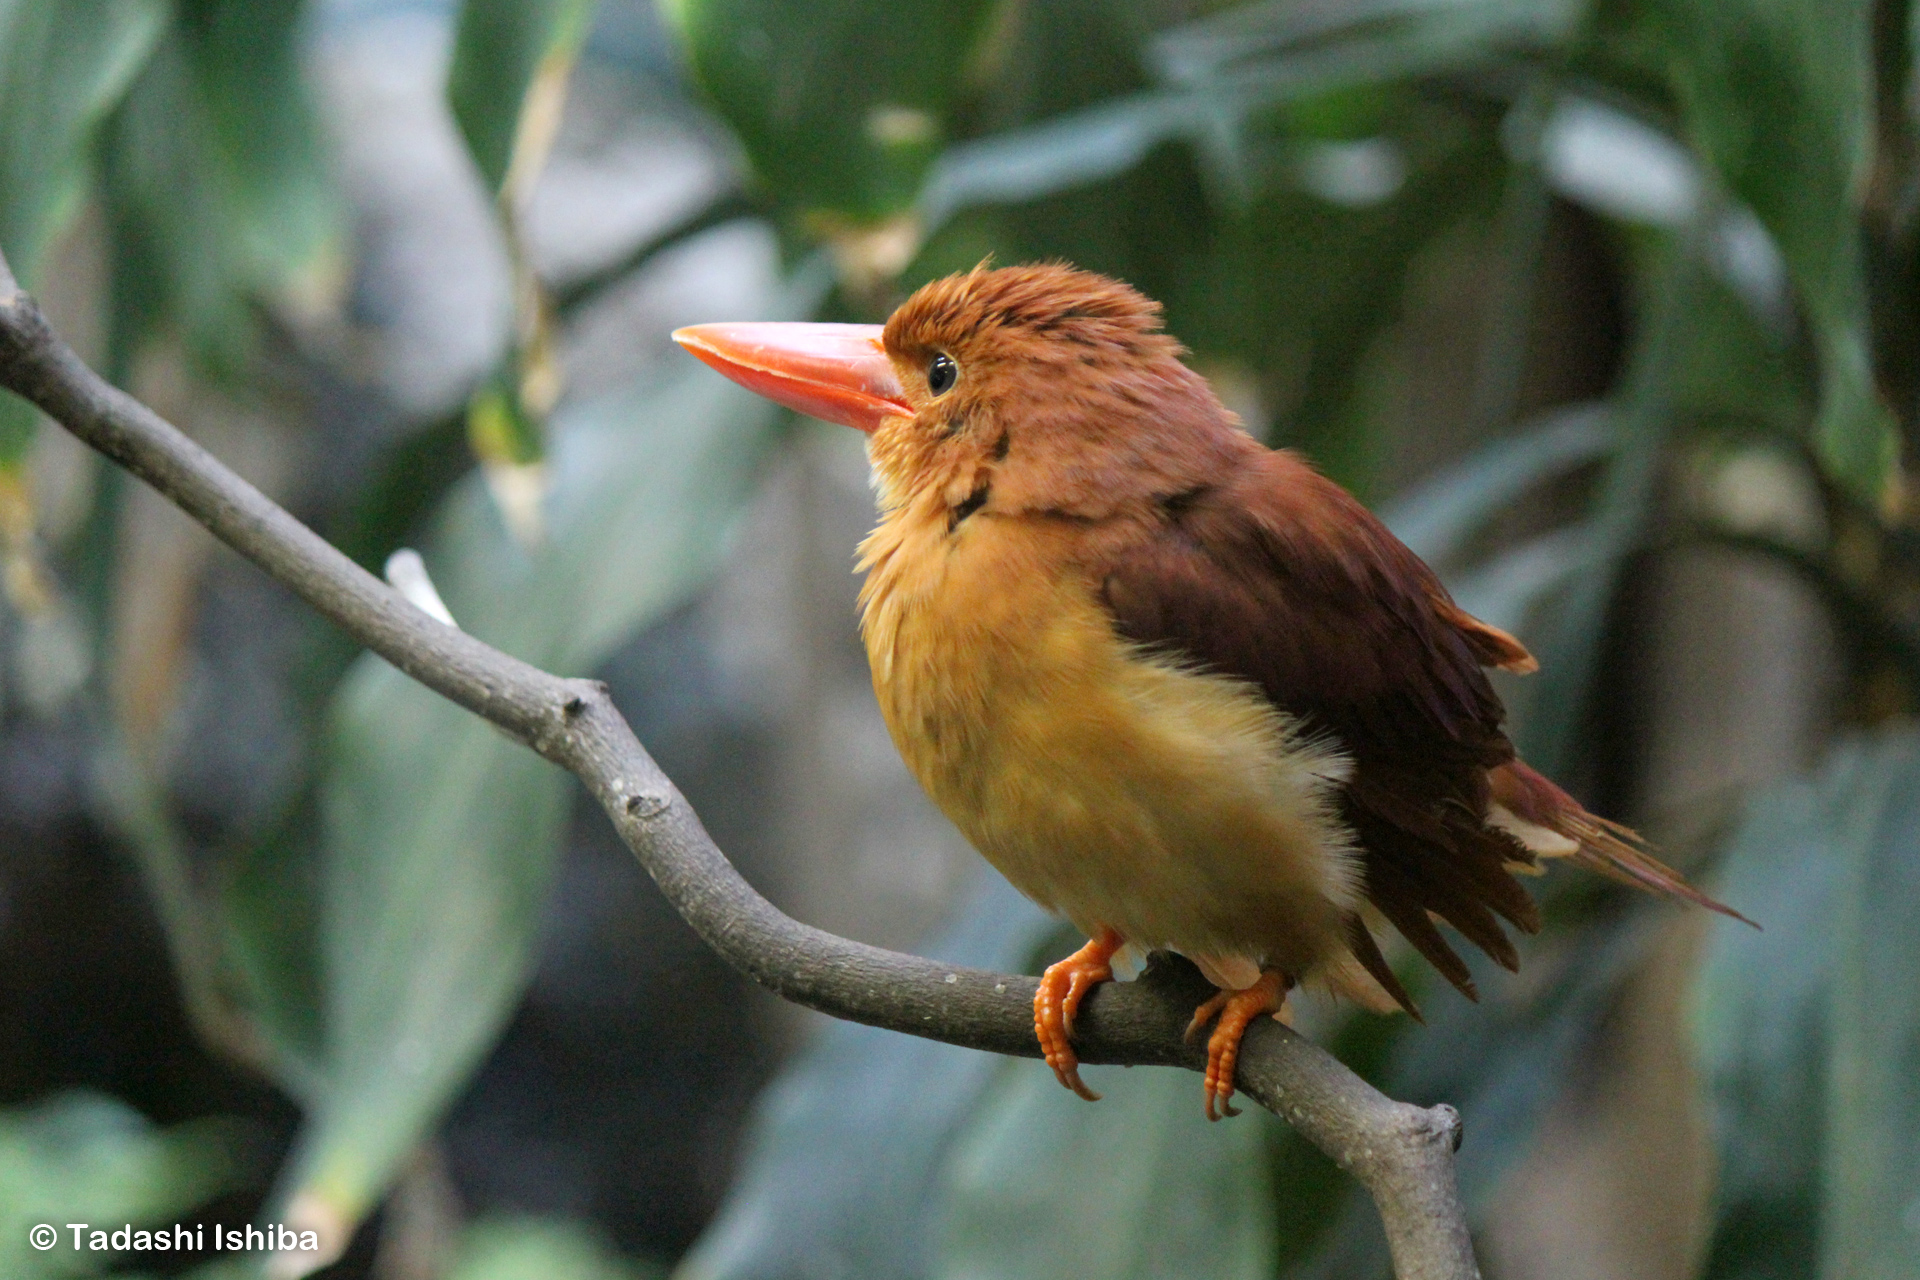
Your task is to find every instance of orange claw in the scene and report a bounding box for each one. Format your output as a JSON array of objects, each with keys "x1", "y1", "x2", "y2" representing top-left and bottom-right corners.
[
  {"x1": 1184, "y1": 969, "x2": 1290, "y2": 1121},
  {"x1": 1034, "y1": 928, "x2": 1124, "y2": 1101}
]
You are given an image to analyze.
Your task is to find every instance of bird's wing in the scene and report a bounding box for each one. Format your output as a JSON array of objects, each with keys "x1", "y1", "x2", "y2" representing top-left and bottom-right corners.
[{"x1": 1095, "y1": 449, "x2": 1541, "y2": 1006}]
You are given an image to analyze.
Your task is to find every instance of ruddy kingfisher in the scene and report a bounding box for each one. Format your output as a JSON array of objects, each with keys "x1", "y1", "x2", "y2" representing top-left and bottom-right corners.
[{"x1": 674, "y1": 263, "x2": 1743, "y2": 1120}]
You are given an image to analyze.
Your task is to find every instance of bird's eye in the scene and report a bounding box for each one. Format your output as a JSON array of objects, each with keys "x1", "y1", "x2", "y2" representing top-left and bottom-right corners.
[{"x1": 927, "y1": 353, "x2": 957, "y2": 396}]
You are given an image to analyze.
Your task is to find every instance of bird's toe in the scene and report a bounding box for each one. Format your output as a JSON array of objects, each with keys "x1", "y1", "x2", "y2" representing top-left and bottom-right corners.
[
  {"x1": 1194, "y1": 969, "x2": 1289, "y2": 1121},
  {"x1": 1032, "y1": 929, "x2": 1123, "y2": 1101},
  {"x1": 1184, "y1": 988, "x2": 1231, "y2": 1043}
]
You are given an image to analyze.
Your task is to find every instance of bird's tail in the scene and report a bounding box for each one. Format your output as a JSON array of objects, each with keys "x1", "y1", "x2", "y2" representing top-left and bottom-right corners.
[{"x1": 1488, "y1": 760, "x2": 1755, "y2": 927}]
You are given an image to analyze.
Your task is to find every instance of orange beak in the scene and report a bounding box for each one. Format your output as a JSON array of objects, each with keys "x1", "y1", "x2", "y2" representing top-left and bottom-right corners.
[{"x1": 671, "y1": 322, "x2": 910, "y2": 433}]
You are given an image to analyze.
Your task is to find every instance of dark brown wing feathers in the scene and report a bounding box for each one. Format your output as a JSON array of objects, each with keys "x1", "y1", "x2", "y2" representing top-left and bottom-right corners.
[
  {"x1": 1097, "y1": 446, "x2": 1748, "y2": 1004},
  {"x1": 1344, "y1": 914, "x2": 1420, "y2": 1018},
  {"x1": 1097, "y1": 450, "x2": 1553, "y2": 1006}
]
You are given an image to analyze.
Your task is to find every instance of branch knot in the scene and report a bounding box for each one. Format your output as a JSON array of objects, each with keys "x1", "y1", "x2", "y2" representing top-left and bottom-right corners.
[{"x1": 624, "y1": 790, "x2": 670, "y2": 819}]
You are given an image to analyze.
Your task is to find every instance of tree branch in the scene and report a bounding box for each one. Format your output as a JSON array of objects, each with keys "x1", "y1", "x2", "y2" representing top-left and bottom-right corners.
[{"x1": 0, "y1": 253, "x2": 1479, "y2": 1280}]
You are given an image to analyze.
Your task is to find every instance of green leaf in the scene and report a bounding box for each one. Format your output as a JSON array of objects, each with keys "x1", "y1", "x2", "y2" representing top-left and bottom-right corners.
[
  {"x1": 665, "y1": 0, "x2": 1001, "y2": 221},
  {"x1": 918, "y1": 0, "x2": 1587, "y2": 228},
  {"x1": 1819, "y1": 732, "x2": 1920, "y2": 1279},
  {"x1": 922, "y1": 90, "x2": 1219, "y2": 231},
  {"x1": 445, "y1": 0, "x2": 600, "y2": 493},
  {"x1": 1693, "y1": 756, "x2": 1839, "y2": 1279},
  {"x1": 930, "y1": 1060, "x2": 1278, "y2": 1280},
  {"x1": 451, "y1": 1215, "x2": 663, "y2": 1280},
  {"x1": 1147, "y1": 0, "x2": 1590, "y2": 90},
  {"x1": 1665, "y1": 264, "x2": 1815, "y2": 438},
  {"x1": 1651, "y1": 0, "x2": 1898, "y2": 506},
  {"x1": 447, "y1": 0, "x2": 600, "y2": 195},
  {"x1": 0, "y1": 394, "x2": 41, "y2": 470},
  {"x1": 99, "y1": 2, "x2": 341, "y2": 379},
  {"x1": 0, "y1": 0, "x2": 165, "y2": 465},
  {"x1": 449, "y1": 0, "x2": 599, "y2": 498},
  {"x1": 179, "y1": 0, "x2": 340, "y2": 307},
  {"x1": 1693, "y1": 726, "x2": 1920, "y2": 1280},
  {"x1": 677, "y1": 876, "x2": 1055, "y2": 1280},
  {"x1": 215, "y1": 791, "x2": 329, "y2": 1098},
  {"x1": 1381, "y1": 403, "x2": 1610, "y2": 564},
  {"x1": 0, "y1": 0, "x2": 165, "y2": 284},
  {"x1": 101, "y1": 29, "x2": 253, "y2": 377},
  {"x1": 275, "y1": 267, "x2": 816, "y2": 1247},
  {"x1": 0, "y1": 1092, "x2": 249, "y2": 1278},
  {"x1": 924, "y1": 20, "x2": 1535, "y2": 232}
]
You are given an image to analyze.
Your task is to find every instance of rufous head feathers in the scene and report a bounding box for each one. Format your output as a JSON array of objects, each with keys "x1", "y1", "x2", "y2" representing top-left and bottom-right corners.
[{"x1": 867, "y1": 263, "x2": 1246, "y2": 519}]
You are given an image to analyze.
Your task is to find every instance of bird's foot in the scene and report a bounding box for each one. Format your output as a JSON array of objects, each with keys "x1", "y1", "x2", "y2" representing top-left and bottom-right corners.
[
  {"x1": 1184, "y1": 969, "x2": 1291, "y2": 1121},
  {"x1": 1034, "y1": 927, "x2": 1124, "y2": 1101}
]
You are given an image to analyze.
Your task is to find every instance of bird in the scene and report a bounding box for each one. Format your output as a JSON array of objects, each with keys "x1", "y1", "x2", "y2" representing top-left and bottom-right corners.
[{"x1": 672, "y1": 263, "x2": 1747, "y2": 1120}]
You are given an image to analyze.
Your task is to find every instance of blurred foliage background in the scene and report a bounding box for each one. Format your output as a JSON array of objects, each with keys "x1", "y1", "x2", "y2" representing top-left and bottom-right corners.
[{"x1": 0, "y1": 0, "x2": 1915, "y2": 1277}]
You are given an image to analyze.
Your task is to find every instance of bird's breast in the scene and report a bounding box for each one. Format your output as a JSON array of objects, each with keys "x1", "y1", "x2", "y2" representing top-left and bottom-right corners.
[{"x1": 856, "y1": 504, "x2": 1361, "y2": 972}]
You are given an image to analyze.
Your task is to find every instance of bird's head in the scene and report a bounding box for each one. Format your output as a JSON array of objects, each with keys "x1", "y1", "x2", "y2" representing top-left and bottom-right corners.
[{"x1": 674, "y1": 263, "x2": 1248, "y2": 520}]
